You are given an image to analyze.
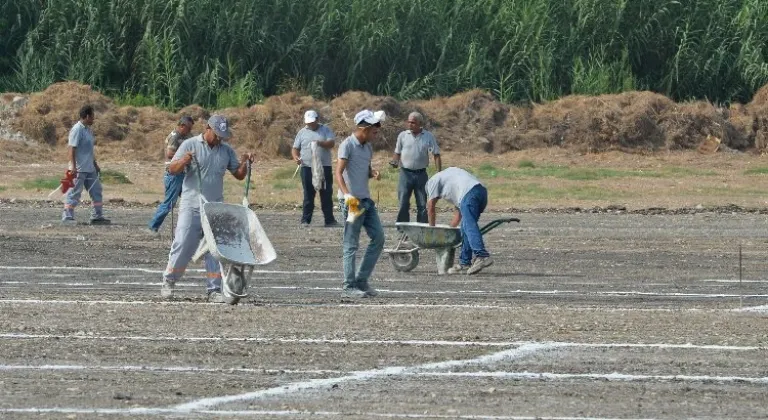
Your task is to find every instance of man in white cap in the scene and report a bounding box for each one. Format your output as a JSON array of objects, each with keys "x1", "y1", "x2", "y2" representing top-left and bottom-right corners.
[
  {"x1": 426, "y1": 167, "x2": 493, "y2": 275},
  {"x1": 291, "y1": 110, "x2": 339, "y2": 227},
  {"x1": 161, "y1": 115, "x2": 255, "y2": 303},
  {"x1": 390, "y1": 111, "x2": 441, "y2": 223},
  {"x1": 335, "y1": 109, "x2": 385, "y2": 298}
]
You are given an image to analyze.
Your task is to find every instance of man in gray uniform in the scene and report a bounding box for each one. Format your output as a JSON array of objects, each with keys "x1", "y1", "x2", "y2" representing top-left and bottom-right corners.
[
  {"x1": 390, "y1": 111, "x2": 441, "y2": 223},
  {"x1": 147, "y1": 116, "x2": 194, "y2": 232},
  {"x1": 426, "y1": 167, "x2": 493, "y2": 275},
  {"x1": 336, "y1": 109, "x2": 385, "y2": 299},
  {"x1": 62, "y1": 105, "x2": 109, "y2": 225},
  {"x1": 161, "y1": 115, "x2": 255, "y2": 303},
  {"x1": 291, "y1": 110, "x2": 339, "y2": 227}
]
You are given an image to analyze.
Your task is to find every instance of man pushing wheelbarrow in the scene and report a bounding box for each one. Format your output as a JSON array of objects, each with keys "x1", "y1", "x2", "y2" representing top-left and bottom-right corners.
[
  {"x1": 161, "y1": 115, "x2": 274, "y2": 304},
  {"x1": 427, "y1": 167, "x2": 495, "y2": 275}
]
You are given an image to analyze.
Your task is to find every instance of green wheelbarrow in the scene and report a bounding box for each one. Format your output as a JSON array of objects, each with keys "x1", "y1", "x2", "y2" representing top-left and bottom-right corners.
[{"x1": 384, "y1": 217, "x2": 520, "y2": 274}]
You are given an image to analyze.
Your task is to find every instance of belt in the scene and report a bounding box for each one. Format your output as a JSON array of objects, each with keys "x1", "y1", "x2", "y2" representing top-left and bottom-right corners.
[{"x1": 401, "y1": 167, "x2": 426, "y2": 173}]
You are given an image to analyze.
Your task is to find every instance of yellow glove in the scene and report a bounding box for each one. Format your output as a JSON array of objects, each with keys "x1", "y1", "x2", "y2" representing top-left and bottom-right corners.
[{"x1": 344, "y1": 194, "x2": 364, "y2": 222}]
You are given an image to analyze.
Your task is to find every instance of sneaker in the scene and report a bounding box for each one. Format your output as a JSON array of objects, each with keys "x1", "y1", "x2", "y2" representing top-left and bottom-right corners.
[
  {"x1": 447, "y1": 264, "x2": 470, "y2": 274},
  {"x1": 359, "y1": 284, "x2": 379, "y2": 297},
  {"x1": 467, "y1": 257, "x2": 494, "y2": 275},
  {"x1": 324, "y1": 221, "x2": 342, "y2": 228},
  {"x1": 61, "y1": 217, "x2": 76, "y2": 225},
  {"x1": 341, "y1": 288, "x2": 367, "y2": 299},
  {"x1": 90, "y1": 216, "x2": 111, "y2": 225},
  {"x1": 161, "y1": 279, "x2": 175, "y2": 299},
  {"x1": 300, "y1": 222, "x2": 311, "y2": 228},
  {"x1": 145, "y1": 227, "x2": 160, "y2": 236},
  {"x1": 207, "y1": 290, "x2": 225, "y2": 303}
]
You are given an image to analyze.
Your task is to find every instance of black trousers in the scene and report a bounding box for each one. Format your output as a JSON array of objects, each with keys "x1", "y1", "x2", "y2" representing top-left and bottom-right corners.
[{"x1": 301, "y1": 165, "x2": 336, "y2": 225}]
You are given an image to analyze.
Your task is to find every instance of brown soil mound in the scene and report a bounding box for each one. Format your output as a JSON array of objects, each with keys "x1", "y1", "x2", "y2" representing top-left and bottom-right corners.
[{"x1": 8, "y1": 81, "x2": 768, "y2": 161}]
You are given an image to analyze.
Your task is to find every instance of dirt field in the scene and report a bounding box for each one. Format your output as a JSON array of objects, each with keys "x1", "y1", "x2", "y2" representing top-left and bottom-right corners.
[{"x1": 1, "y1": 201, "x2": 767, "y2": 419}]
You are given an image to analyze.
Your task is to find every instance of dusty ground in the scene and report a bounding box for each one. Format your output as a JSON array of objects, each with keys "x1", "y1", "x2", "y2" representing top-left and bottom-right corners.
[{"x1": 0, "y1": 202, "x2": 767, "y2": 419}]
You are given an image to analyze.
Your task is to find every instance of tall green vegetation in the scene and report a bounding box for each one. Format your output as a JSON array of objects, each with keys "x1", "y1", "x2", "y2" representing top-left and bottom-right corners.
[{"x1": 0, "y1": 0, "x2": 767, "y2": 109}]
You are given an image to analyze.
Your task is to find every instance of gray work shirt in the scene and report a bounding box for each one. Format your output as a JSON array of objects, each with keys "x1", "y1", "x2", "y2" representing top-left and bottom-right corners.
[
  {"x1": 337, "y1": 134, "x2": 373, "y2": 200},
  {"x1": 166, "y1": 130, "x2": 190, "y2": 153},
  {"x1": 394, "y1": 129, "x2": 440, "y2": 170},
  {"x1": 293, "y1": 124, "x2": 335, "y2": 167},
  {"x1": 173, "y1": 135, "x2": 240, "y2": 209},
  {"x1": 68, "y1": 121, "x2": 96, "y2": 173},
  {"x1": 426, "y1": 167, "x2": 482, "y2": 207}
]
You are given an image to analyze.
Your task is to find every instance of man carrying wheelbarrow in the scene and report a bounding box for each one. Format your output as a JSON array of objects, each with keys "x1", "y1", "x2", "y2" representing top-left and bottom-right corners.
[
  {"x1": 426, "y1": 167, "x2": 493, "y2": 275},
  {"x1": 161, "y1": 115, "x2": 255, "y2": 303},
  {"x1": 336, "y1": 109, "x2": 386, "y2": 299}
]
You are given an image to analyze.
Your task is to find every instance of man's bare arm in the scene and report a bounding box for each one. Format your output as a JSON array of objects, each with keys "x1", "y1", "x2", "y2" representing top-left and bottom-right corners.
[
  {"x1": 68, "y1": 146, "x2": 77, "y2": 173},
  {"x1": 427, "y1": 198, "x2": 439, "y2": 226},
  {"x1": 336, "y1": 159, "x2": 350, "y2": 195},
  {"x1": 450, "y1": 208, "x2": 461, "y2": 227},
  {"x1": 434, "y1": 154, "x2": 442, "y2": 172}
]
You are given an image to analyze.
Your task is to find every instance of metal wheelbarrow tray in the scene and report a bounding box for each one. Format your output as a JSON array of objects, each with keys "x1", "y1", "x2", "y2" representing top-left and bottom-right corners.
[
  {"x1": 385, "y1": 217, "x2": 520, "y2": 274},
  {"x1": 192, "y1": 201, "x2": 277, "y2": 304}
]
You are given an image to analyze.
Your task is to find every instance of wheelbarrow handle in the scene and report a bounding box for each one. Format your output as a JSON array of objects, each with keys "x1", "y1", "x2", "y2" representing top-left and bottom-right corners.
[{"x1": 479, "y1": 217, "x2": 520, "y2": 235}]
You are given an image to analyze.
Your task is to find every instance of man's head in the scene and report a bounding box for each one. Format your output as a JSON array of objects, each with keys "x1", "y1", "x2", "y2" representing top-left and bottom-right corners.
[
  {"x1": 406, "y1": 111, "x2": 424, "y2": 134},
  {"x1": 304, "y1": 110, "x2": 320, "y2": 131},
  {"x1": 203, "y1": 115, "x2": 232, "y2": 146},
  {"x1": 353, "y1": 110, "x2": 385, "y2": 143},
  {"x1": 177, "y1": 116, "x2": 194, "y2": 136},
  {"x1": 79, "y1": 105, "x2": 95, "y2": 126}
]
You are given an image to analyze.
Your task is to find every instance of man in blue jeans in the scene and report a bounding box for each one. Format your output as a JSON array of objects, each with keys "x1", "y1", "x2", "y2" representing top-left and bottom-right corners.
[
  {"x1": 335, "y1": 109, "x2": 386, "y2": 299},
  {"x1": 426, "y1": 167, "x2": 493, "y2": 275},
  {"x1": 148, "y1": 116, "x2": 194, "y2": 233}
]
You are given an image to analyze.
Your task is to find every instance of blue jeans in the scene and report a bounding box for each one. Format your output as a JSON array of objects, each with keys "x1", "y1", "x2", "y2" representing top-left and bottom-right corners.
[
  {"x1": 340, "y1": 198, "x2": 385, "y2": 289},
  {"x1": 396, "y1": 168, "x2": 428, "y2": 223},
  {"x1": 459, "y1": 185, "x2": 490, "y2": 265},
  {"x1": 148, "y1": 172, "x2": 184, "y2": 231}
]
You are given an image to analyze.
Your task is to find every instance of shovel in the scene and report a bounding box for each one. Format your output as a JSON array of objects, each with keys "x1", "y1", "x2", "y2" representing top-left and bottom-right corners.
[{"x1": 243, "y1": 160, "x2": 252, "y2": 208}]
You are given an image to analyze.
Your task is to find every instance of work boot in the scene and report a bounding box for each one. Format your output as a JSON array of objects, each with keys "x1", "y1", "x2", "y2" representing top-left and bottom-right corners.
[
  {"x1": 447, "y1": 264, "x2": 470, "y2": 275},
  {"x1": 161, "y1": 279, "x2": 175, "y2": 299},
  {"x1": 207, "y1": 290, "x2": 225, "y2": 303},
  {"x1": 467, "y1": 257, "x2": 494, "y2": 275},
  {"x1": 61, "y1": 208, "x2": 75, "y2": 224},
  {"x1": 341, "y1": 287, "x2": 367, "y2": 299},
  {"x1": 358, "y1": 283, "x2": 379, "y2": 297}
]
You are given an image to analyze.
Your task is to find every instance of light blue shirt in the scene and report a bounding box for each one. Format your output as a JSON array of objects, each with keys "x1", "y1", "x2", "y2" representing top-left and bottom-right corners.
[
  {"x1": 68, "y1": 121, "x2": 96, "y2": 173},
  {"x1": 173, "y1": 135, "x2": 240, "y2": 209},
  {"x1": 337, "y1": 134, "x2": 373, "y2": 200},
  {"x1": 426, "y1": 167, "x2": 482, "y2": 207},
  {"x1": 293, "y1": 124, "x2": 335, "y2": 167},
  {"x1": 394, "y1": 129, "x2": 440, "y2": 170}
]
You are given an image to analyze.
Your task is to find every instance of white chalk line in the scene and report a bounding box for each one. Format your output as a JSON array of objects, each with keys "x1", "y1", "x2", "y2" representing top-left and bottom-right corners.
[
  {"x1": 408, "y1": 371, "x2": 768, "y2": 385},
  {"x1": 0, "y1": 298, "x2": 723, "y2": 313},
  {"x1": 2, "y1": 283, "x2": 765, "y2": 300},
  {"x1": 0, "y1": 333, "x2": 762, "y2": 351},
  {"x1": 3, "y1": 363, "x2": 764, "y2": 386},
  {"x1": 0, "y1": 265, "x2": 336, "y2": 275},
  {"x1": 0, "y1": 408, "x2": 651, "y2": 420},
  {"x1": 733, "y1": 304, "x2": 768, "y2": 313},
  {"x1": 0, "y1": 364, "x2": 342, "y2": 375},
  {"x1": 702, "y1": 279, "x2": 768, "y2": 284},
  {"x1": 173, "y1": 343, "x2": 552, "y2": 411}
]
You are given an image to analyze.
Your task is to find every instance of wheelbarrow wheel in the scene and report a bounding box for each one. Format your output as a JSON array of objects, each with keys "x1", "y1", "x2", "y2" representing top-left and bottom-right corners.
[
  {"x1": 222, "y1": 264, "x2": 248, "y2": 305},
  {"x1": 390, "y1": 250, "x2": 419, "y2": 272}
]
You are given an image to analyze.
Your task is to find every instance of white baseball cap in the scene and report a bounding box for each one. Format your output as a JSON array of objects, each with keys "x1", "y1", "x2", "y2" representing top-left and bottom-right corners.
[
  {"x1": 304, "y1": 110, "x2": 318, "y2": 124},
  {"x1": 354, "y1": 109, "x2": 386, "y2": 126}
]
